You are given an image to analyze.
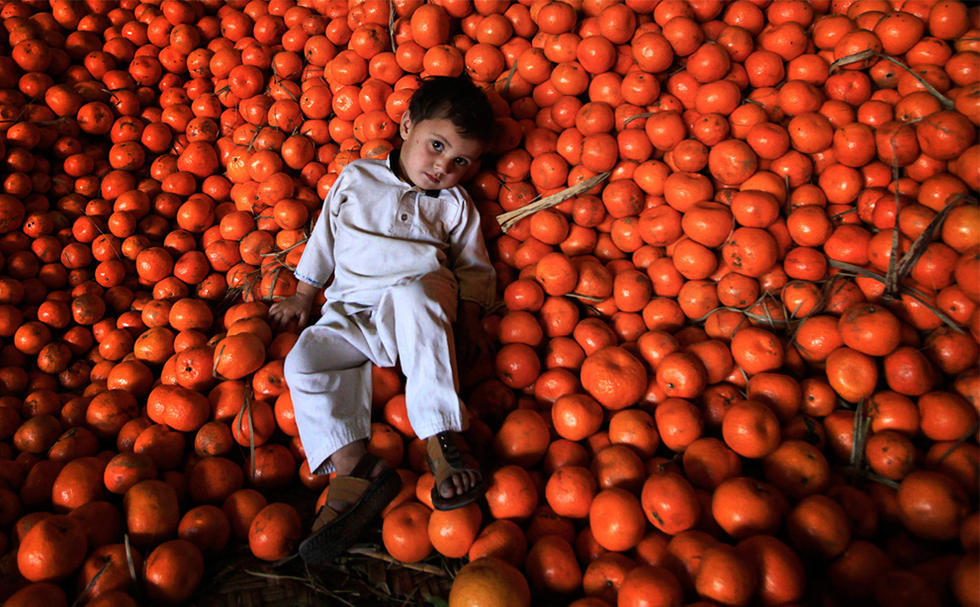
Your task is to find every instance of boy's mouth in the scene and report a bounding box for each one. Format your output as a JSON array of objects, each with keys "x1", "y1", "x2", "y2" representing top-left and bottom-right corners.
[{"x1": 424, "y1": 172, "x2": 439, "y2": 184}]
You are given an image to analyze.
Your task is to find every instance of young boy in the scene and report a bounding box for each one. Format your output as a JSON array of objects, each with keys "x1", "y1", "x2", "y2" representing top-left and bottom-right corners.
[{"x1": 269, "y1": 75, "x2": 496, "y2": 567}]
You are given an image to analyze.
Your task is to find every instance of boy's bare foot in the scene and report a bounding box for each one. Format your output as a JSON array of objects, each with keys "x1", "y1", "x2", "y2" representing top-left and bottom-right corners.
[
  {"x1": 426, "y1": 432, "x2": 488, "y2": 510},
  {"x1": 434, "y1": 461, "x2": 482, "y2": 499}
]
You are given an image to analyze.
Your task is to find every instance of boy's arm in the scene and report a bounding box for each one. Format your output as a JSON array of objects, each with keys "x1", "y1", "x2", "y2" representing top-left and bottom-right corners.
[
  {"x1": 269, "y1": 174, "x2": 346, "y2": 329},
  {"x1": 293, "y1": 173, "x2": 344, "y2": 290}
]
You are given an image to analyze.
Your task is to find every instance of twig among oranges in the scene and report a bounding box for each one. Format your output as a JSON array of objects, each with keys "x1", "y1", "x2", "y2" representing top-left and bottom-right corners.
[
  {"x1": 830, "y1": 48, "x2": 954, "y2": 108},
  {"x1": 828, "y1": 260, "x2": 965, "y2": 333},
  {"x1": 496, "y1": 170, "x2": 610, "y2": 233},
  {"x1": 244, "y1": 569, "x2": 357, "y2": 607},
  {"x1": 893, "y1": 194, "x2": 975, "y2": 289},
  {"x1": 345, "y1": 545, "x2": 448, "y2": 576}
]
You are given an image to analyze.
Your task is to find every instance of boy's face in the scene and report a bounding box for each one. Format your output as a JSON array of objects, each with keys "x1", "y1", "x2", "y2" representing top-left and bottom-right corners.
[{"x1": 397, "y1": 112, "x2": 484, "y2": 191}]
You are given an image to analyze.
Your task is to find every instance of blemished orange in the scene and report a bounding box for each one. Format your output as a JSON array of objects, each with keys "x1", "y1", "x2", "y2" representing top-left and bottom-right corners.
[
  {"x1": 607, "y1": 408, "x2": 660, "y2": 458},
  {"x1": 837, "y1": 302, "x2": 902, "y2": 356},
  {"x1": 640, "y1": 470, "x2": 700, "y2": 535},
  {"x1": 762, "y1": 439, "x2": 832, "y2": 499},
  {"x1": 16, "y1": 515, "x2": 87, "y2": 582},
  {"x1": 825, "y1": 346, "x2": 879, "y2": 402},
  {"x1": 712, "y1": 476, "x2": 789, "y2": 539},
  {"x1": 247, "y1": 502, "x2": 301, "y2": 562},
  {"x1": 582, "y1": 552, "x2": 636, "y2": 605},
  {"x1": 730, "y1": 327, "x2": 785, "y2": 375},
  {"x1": 722, "y1": 400, "x2": 782, "y2": 458},
  {"x1": 591, "y1": 444, "x2": 647, "y2": 494}
]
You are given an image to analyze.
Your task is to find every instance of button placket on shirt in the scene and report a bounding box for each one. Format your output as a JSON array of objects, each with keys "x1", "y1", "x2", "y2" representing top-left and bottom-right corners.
[
  {"x1": 394, "y1": 187, "x2": 444, "y2": 239},
  {"x1": 389, "y1": 188, "x2": 412, "y2": 236},
  {"x1": 402, "y1": 189, "x2": 427, "y2": 225},
  {"x1": 400, "y1": 191, "x2": 411, "y2": 222},
  {"x1": 404, "y1": 189, "x2": 419, "y2": 223}
]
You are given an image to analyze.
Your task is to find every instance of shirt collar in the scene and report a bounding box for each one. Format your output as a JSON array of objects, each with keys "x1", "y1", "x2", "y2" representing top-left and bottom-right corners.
[{"x1": 388, "y1": 148, "x2": 440, "y2": 198}]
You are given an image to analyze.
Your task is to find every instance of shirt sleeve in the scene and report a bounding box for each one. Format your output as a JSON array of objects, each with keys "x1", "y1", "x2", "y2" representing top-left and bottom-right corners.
[
  {"x1": 447, "y1": 191, "x2": 496, "y2": 309},
  {"x1": 293, "y1": 172, "x2": 344, "y2": 289}
]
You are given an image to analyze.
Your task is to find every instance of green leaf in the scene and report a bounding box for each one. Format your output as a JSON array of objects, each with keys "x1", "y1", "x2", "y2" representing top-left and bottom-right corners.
[{"x1": 425, "y1": 596, "x2": 450, "y2": 607}]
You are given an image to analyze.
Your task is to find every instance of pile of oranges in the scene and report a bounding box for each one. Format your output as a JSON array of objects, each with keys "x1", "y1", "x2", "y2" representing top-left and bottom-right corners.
[{"x1": 0, "y1": 1, "x2": 976, "y2": 606}]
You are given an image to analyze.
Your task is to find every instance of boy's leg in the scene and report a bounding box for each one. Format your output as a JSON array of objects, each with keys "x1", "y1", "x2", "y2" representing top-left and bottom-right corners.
[
  {"x1": 376, "y1": 272, "x2": 482, "y2": 502},
  {"x1": 377, "y1": 272, "x2": 464, "y2": 437},
  {"x1": 287, "y1": 315, "x2": 404, "y2": 567},
  {"x1": 283, "y1": 323, "x2": 375, "y2": 476}
]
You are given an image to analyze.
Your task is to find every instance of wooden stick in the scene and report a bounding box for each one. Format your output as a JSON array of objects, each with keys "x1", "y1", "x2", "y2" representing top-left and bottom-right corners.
[{"x1": 496, "y1": 171, "x2": 610, "y2": 233}]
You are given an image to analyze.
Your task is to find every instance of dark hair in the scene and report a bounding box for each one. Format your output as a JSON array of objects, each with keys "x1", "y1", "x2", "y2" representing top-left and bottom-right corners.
[{"x1": 407, "y1": 74, "x2": 495, "y2": 146}]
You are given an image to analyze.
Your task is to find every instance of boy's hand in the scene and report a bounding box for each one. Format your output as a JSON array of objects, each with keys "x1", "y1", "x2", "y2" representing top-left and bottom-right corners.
[
  {"x1": 457, "y1": 301, "x2": 492, "y2": 368},
  {"x1": 269, "y1": 281, "x2": 319, "y2": 329}
]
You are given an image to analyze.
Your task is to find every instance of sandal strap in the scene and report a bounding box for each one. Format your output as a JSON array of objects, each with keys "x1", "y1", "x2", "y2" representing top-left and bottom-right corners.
[
  {"x1": 427, "y1": 432, "x2": 467, "y2": 481},
  {"x1": 326, "y1": 474, "x2": 374, "y2": 504},
  {"x1": 349, "y1": 451, "x2": 383, "y2": 479},
  {"x1": 312, "y1": 452, "x2": 384, "y2": 532}
]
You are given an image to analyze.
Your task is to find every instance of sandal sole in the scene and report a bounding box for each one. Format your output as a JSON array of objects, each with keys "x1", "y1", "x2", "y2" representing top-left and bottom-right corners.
[{"x1": 298, "y1": 467, "x2": 402, "y2": 568}]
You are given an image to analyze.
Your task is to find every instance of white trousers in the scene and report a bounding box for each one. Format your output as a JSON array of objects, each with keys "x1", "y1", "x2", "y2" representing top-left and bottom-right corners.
[{"x1": 283, "y1": 272, "x2": 467, "y2": 474}]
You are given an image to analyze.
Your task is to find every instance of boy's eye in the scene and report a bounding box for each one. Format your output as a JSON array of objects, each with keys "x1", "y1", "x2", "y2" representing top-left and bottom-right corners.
[
  {"x1": 431, "y1": 140, "x2": 443, "y2": 151},
  {"x1": 454, "y1": 157, "x2": 469, "y2": 167}
]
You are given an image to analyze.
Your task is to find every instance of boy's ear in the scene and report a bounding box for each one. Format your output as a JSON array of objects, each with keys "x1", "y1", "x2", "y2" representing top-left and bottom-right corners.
[{"x1": 399, "y1": 111, "x2": 412, "y2": 139}]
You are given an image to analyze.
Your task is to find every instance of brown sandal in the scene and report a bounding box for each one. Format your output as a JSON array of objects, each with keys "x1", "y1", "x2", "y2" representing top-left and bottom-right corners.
[
  {"x1": 298, "y1": 452, "x2": 401, "y2": 568},
  {"x1": 426, "y1": 431, "x2": 488, "y2": 511}
]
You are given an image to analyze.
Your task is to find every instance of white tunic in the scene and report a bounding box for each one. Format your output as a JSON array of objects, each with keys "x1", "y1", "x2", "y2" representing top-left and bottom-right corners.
[
  {"x1": 284, "y1": 153, "x2": 495, "y2": 474},
  {"x1": 293, "y1": 152, "x2": 495, "y2": 309}
]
